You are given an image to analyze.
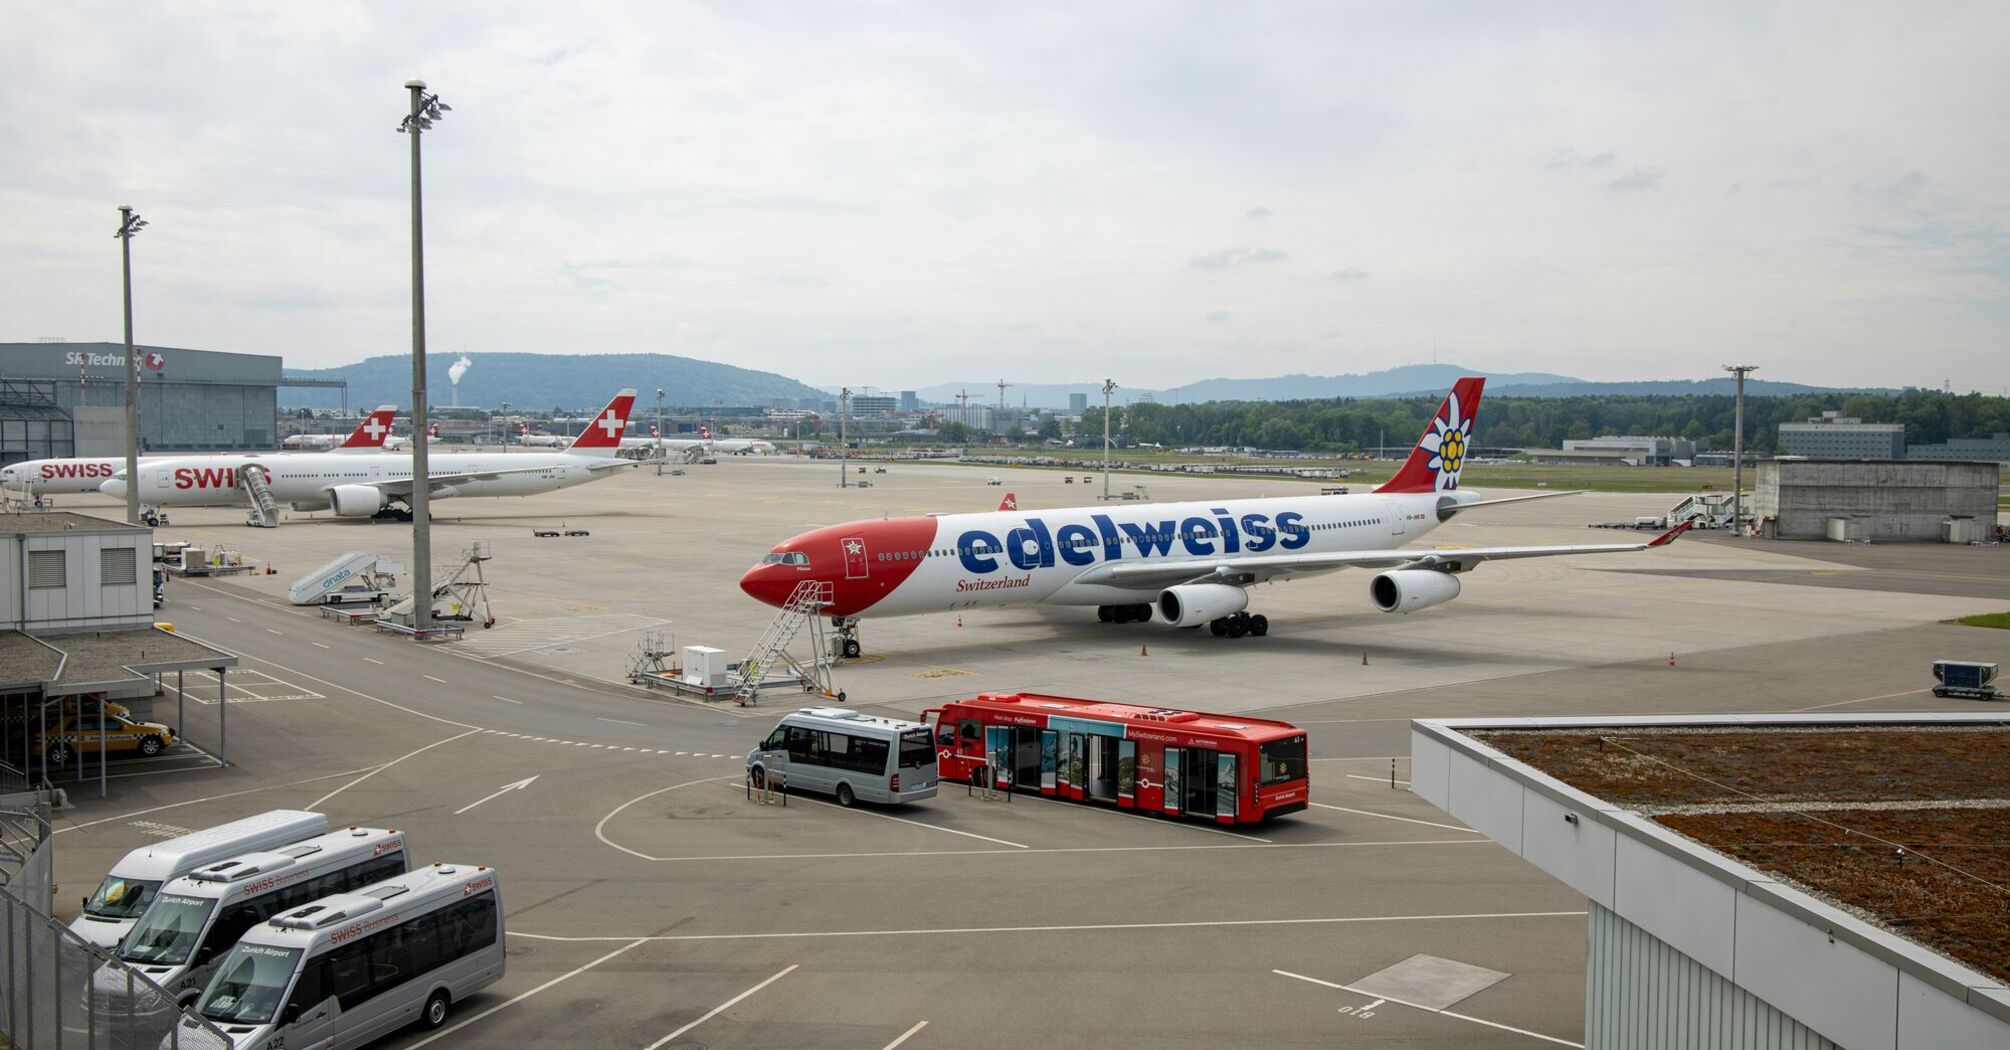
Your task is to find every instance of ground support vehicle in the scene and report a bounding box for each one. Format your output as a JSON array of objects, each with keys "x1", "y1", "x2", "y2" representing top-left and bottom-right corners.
[
  {"x1": 925, "y1": 692, "x2": 1308, "y2": 823},
  {"x1": 1933, "y1": 660, "x2": 2001, "y2": 700},
  {"x1": 69, "y1": 810, "x2": 328, "y2": 950},
  {"x1": 746, "y1": 708, "x2": 938, "y2": 806}
]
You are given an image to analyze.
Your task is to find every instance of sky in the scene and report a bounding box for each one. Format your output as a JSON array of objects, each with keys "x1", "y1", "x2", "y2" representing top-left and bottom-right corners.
[{"x1": 3, "y1": 2, "x2": 2007, "y2": 392}]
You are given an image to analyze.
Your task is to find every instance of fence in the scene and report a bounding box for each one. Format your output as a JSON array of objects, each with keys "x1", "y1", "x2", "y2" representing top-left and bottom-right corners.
[{"x1": 0, "y1": 804, "x2": 233, "y2": 1050}]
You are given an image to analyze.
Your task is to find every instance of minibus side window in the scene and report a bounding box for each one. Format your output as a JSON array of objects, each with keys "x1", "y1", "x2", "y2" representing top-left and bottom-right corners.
[
  {"x1": 763, "y1": 729, "x2": 785, "y2": 750},
  {"x1": 283, "y1": 956, "x2": 331, "y2": 1023}
]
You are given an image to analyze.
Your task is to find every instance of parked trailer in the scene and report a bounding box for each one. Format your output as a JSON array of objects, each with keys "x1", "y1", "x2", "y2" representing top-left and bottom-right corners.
[
  {"x1": 924, "y1": 692, "x2": 1308, "y2": 824},
  {"x1": 1933, "y1": 661, "x2": 2001, "y2": 700}
]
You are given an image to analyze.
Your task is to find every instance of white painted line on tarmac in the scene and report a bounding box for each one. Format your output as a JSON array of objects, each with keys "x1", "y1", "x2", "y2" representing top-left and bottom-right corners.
[
  {"x1": 169, "y1": 627, "x2": 483, "y2": 731},
  {"x1": 1273, "y1": 969, "x2": 1582, "y2": 1047},
  {"x1": 266, "y1": 628, "x2": 284, "y2": 636},
  {"x1": 642, "y1": 964, "x2": 798, "y2": 1050},
  {"x1": 595, "y1": 777, "x2": 748, "y2": 861},
  {"x1": 55, "y1": 764, "x2": 381, "y2": 834},
  {"x1": 364, "y1": 657, "x2": 384, "y2": 665},
  {"x1": 511, "y1": 909, "x2": 1588, "y2": 944},
  {"x1": 788, "y1": 790, "x2": 1029, "y2": 849},
  {"x1": 406, "y1": 938, "x2": 650, "y2": 1049},
  {"x1": 598, "y1": 717, "x2": 645, "y2": 727},
  {"x1": 1345, "y1": 774, "x2": 1412, "y2": 786},
  {"x1": 882, "y1": 1021, "x2": 928, "y2": 1050},
  {"x1": 225, "y1": 617, "x2": 241, "y2": 623},
  {"x1": 1013, "y1": 791, "x2": 1269, "y2": 844},
  {"x1": 312, "y1": 642, "x2": 331, "y2": 649},
  {"x1": 1307, "y1": 802, "x2": 1476, "y2": 833},
  {"x1": 1794, "y1": 687, "x2": 1932, "y2": 712},
  {"x1": 309, "y1": 729, "x2": 483, "y2": 809},
  {"x1": 424, "y1": 674, "x2": 448, "y2": 684}
]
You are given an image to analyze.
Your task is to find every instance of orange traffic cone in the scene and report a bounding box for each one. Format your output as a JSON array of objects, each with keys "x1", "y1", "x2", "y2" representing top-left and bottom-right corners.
[
  {"x1": 1361, "y1": 652, "x2": 1369, "y2": 666},
  {"x1": 1668, "y1": 651, "x2": 1676, "y2": 667},
  {"x1": 265, "y1": 563, "x2": 275, "y2": 575},
  {"x1": 1140, "y1": 642, "x2": 1149, "y2": 657},
  {"x1": 956, "y1": 615, "x2": 963, "y2": 628}
]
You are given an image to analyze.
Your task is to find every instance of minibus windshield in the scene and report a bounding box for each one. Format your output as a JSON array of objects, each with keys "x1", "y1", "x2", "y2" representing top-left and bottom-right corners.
[
  {"x1": 119, "y1": 893, "x2": 216, "y2": 964},
  {"x1": 198, "y1": 944, "x2": 301, "y2": 1026}
]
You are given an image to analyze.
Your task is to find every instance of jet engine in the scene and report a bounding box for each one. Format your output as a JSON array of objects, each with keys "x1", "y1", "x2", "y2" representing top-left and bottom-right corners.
[
  {"x1": 328, "y1": 485, "x2": 387, "y2": 518},
  {"x1": 1156, "y1": 583, "x2": 1250, "y2": 628},
  {"x1": 1369, "y1": 569, "x2": 1461, "y2": 613}
]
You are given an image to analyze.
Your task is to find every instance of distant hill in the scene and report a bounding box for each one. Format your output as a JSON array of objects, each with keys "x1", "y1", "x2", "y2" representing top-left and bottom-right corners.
[
  {"x1": 1410, "y1": 378, "x2": 1905, "y2": 399},
  {"x1": 282, "y1": 353, "x2": 829, "y2": 411},
  {"x1": 916, "y1": 364, "x2": 1580, "y2": 409}
]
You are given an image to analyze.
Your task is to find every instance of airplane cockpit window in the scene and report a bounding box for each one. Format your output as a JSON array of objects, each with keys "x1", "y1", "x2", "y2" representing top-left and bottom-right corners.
[{"x1": 781, "y1": 552, "x2": 810, "y2": 565}]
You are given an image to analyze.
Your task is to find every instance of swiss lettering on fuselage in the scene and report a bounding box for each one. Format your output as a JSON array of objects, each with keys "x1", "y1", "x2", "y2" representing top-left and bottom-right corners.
[
  {"x1": 955, "y1": 508, "x2": 1312, "y2": 575},
  {"x1": 173, "y1": 464, "x2": 268, "y2": 490},
  {"x1": 39, "y1": 462, "x2": 116, "y2": 479}
]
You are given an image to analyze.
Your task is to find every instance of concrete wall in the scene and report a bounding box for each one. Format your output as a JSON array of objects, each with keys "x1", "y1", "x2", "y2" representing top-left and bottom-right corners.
[
  {"x1": 1753, "y1": 460, "x2": 2000, "y2": 541},
  {"x1": 1588, "y1": 903, "x2": 1836, "y2": 1050},
  {"x1": 1413, "y1": 716, "x2": 2010, "y2": 1050}
]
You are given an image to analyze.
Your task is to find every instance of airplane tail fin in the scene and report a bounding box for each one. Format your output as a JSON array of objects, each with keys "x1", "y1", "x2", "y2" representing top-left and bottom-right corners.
[
  {"x1": 1374, "y1": 377, "x2": 1485, "y2": 494},
  {"x1": 998, "y1": 492, "x2": 1018, "y2": 511},
  {"x1": 566, "y1": 389, "x2": 638, "y2": 456},
  {"x1": 334, "y1": 405, "x2": 399, "y2": 452}
]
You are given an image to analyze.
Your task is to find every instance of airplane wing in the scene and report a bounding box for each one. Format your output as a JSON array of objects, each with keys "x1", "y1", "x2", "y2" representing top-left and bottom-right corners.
[
  {"x1": 1074, "y1": 521, "x2": 1693, "y2": 591},
  {"x1": 368, "y1": 463, "x2": 583, "y2": 496}
]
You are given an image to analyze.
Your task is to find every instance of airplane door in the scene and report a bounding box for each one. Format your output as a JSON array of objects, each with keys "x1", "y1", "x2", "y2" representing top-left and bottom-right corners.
[
  {"x1": 1215, "y1": 753, "x2": 1239, "y2": 822},
  {"x1": 1382, "y1": 499, "x2": 1407, "y2": 537},
  {"x1": 841, "y1": 536, "x2": 869, "y2": 579}
]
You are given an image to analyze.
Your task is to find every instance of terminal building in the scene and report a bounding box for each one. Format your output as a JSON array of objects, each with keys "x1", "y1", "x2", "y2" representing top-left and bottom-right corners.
[
  {"x1": 1908, "y1": 432, "x2": 2010, "y2": 467},
  {"x1": 1560, "y1": 435, "x2": 1697, "y2": 466},
  {"x1": 1415, "y1": 714, "x2": 2010, "y2": 1050},
  {"x1": 0, "y1": 342, "x2": 286, "y2": 462},
  {"x1": 1777, "y1": 412, "x2": 1906, "y2": 460}
]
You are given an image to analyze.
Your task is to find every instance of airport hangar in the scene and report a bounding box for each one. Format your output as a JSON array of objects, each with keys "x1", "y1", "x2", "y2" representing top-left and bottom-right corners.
[{"x1": 0, "y1": 341, "x2": 342, "y2": 465}]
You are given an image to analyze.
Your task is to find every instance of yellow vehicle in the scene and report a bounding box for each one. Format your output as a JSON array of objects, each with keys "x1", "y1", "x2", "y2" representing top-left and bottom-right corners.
[{"x1": 36, "y1": 712, "x2": 175, "y2": 767}]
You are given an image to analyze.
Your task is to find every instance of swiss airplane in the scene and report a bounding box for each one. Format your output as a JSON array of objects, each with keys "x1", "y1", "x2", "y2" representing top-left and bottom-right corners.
[
  {"x1": 740, "y1": 378, "x2": 1691, "y2": 656},
  {"x1": 100, "y1": 390, "x2": 640, "y2": 522},
  {"x1": 1, "y1": 406, "x2": 402, "y2": 496}
]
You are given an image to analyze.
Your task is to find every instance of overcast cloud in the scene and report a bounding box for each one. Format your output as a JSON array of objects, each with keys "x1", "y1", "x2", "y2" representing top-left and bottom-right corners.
[{"x1": 2, "y1": 2, "x2": 2006, "y2": 391}]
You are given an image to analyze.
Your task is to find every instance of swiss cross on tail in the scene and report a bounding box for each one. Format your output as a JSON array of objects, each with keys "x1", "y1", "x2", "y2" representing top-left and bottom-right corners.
[
  {"x1": 998, "y1": 492, "x2": 1017, "y2": 511},
  {"x1": 1375, "y1": 377, "x2": 1484, "y2": 494},
  {"x1": 337, "y1": 406, "x2": 400, "y2": 450},
  {"x1": 565, "y1": 389, "x2": 639, "y2": 455}
]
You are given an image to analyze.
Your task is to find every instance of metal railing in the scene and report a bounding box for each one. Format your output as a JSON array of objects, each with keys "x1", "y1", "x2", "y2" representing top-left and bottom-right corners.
[{"x1": 0, "y1": 809, "x2": 233, "y2": 1050}]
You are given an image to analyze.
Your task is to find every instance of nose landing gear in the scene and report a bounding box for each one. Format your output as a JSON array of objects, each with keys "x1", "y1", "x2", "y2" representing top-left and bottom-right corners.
[{"x1": 833, "y1": 616, "x2": 863, "y2": 659}]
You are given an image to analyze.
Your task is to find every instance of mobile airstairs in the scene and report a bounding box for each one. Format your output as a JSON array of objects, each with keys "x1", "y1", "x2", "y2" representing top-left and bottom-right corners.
[{"x1": 239, "y1": 465, "x2": 280, "y2": 527}]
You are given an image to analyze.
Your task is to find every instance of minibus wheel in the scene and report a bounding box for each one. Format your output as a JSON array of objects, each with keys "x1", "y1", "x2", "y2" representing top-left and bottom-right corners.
[
  {"x1": 836, "y1": 783, "x2": 856, "y2": 807},
  {"x1": 421, "y1": 990, "x2": 451, "y2": 1029}
]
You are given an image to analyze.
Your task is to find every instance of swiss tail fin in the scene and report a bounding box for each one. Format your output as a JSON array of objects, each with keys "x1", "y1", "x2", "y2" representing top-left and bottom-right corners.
[
  {"x1": 1374, "y1": 377, "x2": 1485, "y2": 494},
  {"x1": 565, "y1": 389, "x2": 639, "y2": 455},
  {"x1": 334, "y1": 405, "x2": 399, "y2": 452},
  {"x1": 998, "y1": 492, "x2": 1018, "y2": 511}
]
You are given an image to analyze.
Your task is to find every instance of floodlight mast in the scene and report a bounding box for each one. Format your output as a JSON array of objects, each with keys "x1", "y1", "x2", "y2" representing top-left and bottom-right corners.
[
  {"x1": 1724, "y1": 364, "x2": 1759, "y2": 533},
  {"x1": 115, "y1": 205, "x2": 148, "y2": 526},
  {"x1": 1101, "y1": 379, "x2": 1115, "y2": 500},
  {"x1": 399, "y1": 80, "x2": 450, "y2": 630}
]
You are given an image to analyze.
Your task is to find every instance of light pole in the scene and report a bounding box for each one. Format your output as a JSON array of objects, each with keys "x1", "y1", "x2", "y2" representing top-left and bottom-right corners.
[
  {"x1": 1724, "y1": 365, "x2": 1758, "y2": 533},
  {"x1": 499, "y1": 401, "x2": 510, "y2": 447},
  {"x1": 838, "y1": 387, "x2": 851, "y2": 487},
  {"x1": 399, "y1": 80, "x2": 450, "y2": 631},
  {"x1": 1101, "y1": 379, "x2": 1115, "y2": 501},
  {"x1": 655, "y1": 389, "x2": 665, "y2": 461},
  {"x1": 115, "y1": 206, "x2": 148, "y2": 525}
]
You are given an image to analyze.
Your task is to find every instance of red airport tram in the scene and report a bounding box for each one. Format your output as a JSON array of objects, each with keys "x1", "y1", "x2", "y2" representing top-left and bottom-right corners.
[{"x1": 923, "y1": 693, "x2": 1309, "y2": 824}]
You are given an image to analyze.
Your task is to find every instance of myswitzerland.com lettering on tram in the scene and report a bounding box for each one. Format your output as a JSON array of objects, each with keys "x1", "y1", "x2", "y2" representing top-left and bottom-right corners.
[
  {"x1": 182, "y1": 862, "x2": 504, "y2": 1050},
  {"x1": 923, "y1": 693, "x2": 1309, "y2": 823}
]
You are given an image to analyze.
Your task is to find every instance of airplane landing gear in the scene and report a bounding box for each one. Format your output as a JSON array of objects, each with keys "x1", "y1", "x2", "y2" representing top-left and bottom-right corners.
[
  {"x1": 1097, "y1": 604, "x2": 1153, "y2": 625},
  {"x1": 833, "y1": 616, "x2": 862, "y2": 659},
  {"x1": 140, "y1": 505, "x2": 168, "y2": 527},
  {"x1": 1208, "y1": 612, "x2": 1268, "y2": 638}
]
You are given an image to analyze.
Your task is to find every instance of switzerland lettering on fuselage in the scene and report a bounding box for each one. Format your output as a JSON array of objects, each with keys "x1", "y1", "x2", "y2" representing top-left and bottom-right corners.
[{"x1": 954, "y1": 508, "x2": 1311, "y2": 575}]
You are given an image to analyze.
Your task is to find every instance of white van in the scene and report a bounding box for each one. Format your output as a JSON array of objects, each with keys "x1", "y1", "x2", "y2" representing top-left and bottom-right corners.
[
  {"x1": 185, "y1": 863, "x2": 505, "y2": 1049},
  {"x1": 70, "y1": 810, "x2": 328, "y2": 950},
  {"x1": 747, "y1": 707, "x2": 938, "y2": 806},
  {"x1": 102, "y1": 826, "x2": 407, "y2": 1007}
]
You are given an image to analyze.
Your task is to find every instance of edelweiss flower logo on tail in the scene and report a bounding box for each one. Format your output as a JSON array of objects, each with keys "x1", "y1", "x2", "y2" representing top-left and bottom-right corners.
[{"x1": 1417, "y1": 391, "x2": 1473, "y2": 491}]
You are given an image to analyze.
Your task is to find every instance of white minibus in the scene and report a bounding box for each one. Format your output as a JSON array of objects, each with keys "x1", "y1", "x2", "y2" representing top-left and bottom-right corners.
[
  {"x1": 70, "y1": 810, "x2": 328, "y2": 950},
  {"x1": 104, "y1": 826, "x2": 407, "y2": 1006},
  {"x1": 183, "y1": 863, "x2": 505, "y2": 1049},
  {"x1": 747, "y1": 707, "x2": 938, "y2": 805}
]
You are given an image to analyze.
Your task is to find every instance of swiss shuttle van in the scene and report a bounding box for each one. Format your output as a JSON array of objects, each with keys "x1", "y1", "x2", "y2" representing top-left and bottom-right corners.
[
  {"x1": 102, "y1": 826, "x2": 407, "y2": 1007},
  {"x1": 185, "y1": 862, "x2": 504, "y2": 1049},
  {"x1": 747, "y1": 707, "x2": 938, "y2": 806},
  {"x1": 69, "y1": 810, "x2": 328, "y2": 951}
]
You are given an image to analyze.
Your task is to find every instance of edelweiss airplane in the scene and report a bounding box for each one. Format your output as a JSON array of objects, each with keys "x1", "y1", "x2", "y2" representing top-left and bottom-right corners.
[
  {"x1": 1, "y1": 406, "x2": 402, "y2": 496},
  {"x1": 100, "y1": 390, "x2": 640, "y2": 522},
  {"x1": 740, "y1": 378, "x2": 1690, "y2": 656}
]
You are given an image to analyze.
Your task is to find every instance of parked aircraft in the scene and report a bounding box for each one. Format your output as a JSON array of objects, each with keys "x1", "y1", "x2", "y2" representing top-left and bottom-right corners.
[
  {"x1": 2, "y1": 406, "x2": 400, "y2": 496},
  {"x1": 739, "y1": 378, "x2": 1690, "y2": 656},
  {"x1": 100, "y1": 391, "x2": 639, "y2": 522}
]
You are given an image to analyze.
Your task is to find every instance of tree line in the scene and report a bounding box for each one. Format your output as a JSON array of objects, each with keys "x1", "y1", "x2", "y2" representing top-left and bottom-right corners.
[{"x1": 1075, "y1": 390, "x2": 2010, "y2": 454}]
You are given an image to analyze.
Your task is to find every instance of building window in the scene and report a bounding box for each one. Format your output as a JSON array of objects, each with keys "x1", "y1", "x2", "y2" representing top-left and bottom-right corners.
[
  {"x1": 28, "y1": 550, "x2": 65, "y2": 589},
  {"x1": 101, "y1": 547, "x2": 138, "y2": 586}
]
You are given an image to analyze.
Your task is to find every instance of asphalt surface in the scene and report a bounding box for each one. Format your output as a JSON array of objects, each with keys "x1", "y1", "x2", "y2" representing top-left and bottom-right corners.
[{"x1": 32, "y1": 459, "x2": 2010, "y2": 1049}]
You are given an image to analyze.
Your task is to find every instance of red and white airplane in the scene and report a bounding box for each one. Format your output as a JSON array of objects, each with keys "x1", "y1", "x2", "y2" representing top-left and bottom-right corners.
[
  {"x1": 99, "y1": 390, "x2": 640, "y2": 522},
  {"x1": 740, "y1": 378, "x2": 1691, "y2": 656},
  {"x1": 1, "y1": 406, "x2": 402, "y2": 496}
]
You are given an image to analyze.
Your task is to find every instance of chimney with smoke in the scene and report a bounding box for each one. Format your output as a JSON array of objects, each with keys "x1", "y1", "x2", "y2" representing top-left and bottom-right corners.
[{"x1": 448, "y1": 354, "x2": 473, "y2": 407}]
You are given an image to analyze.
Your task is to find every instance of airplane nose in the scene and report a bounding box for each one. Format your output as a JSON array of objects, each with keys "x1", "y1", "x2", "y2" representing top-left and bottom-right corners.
[{"x1": 738, "y1": 564, "x2": 792, "y2": 608}]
